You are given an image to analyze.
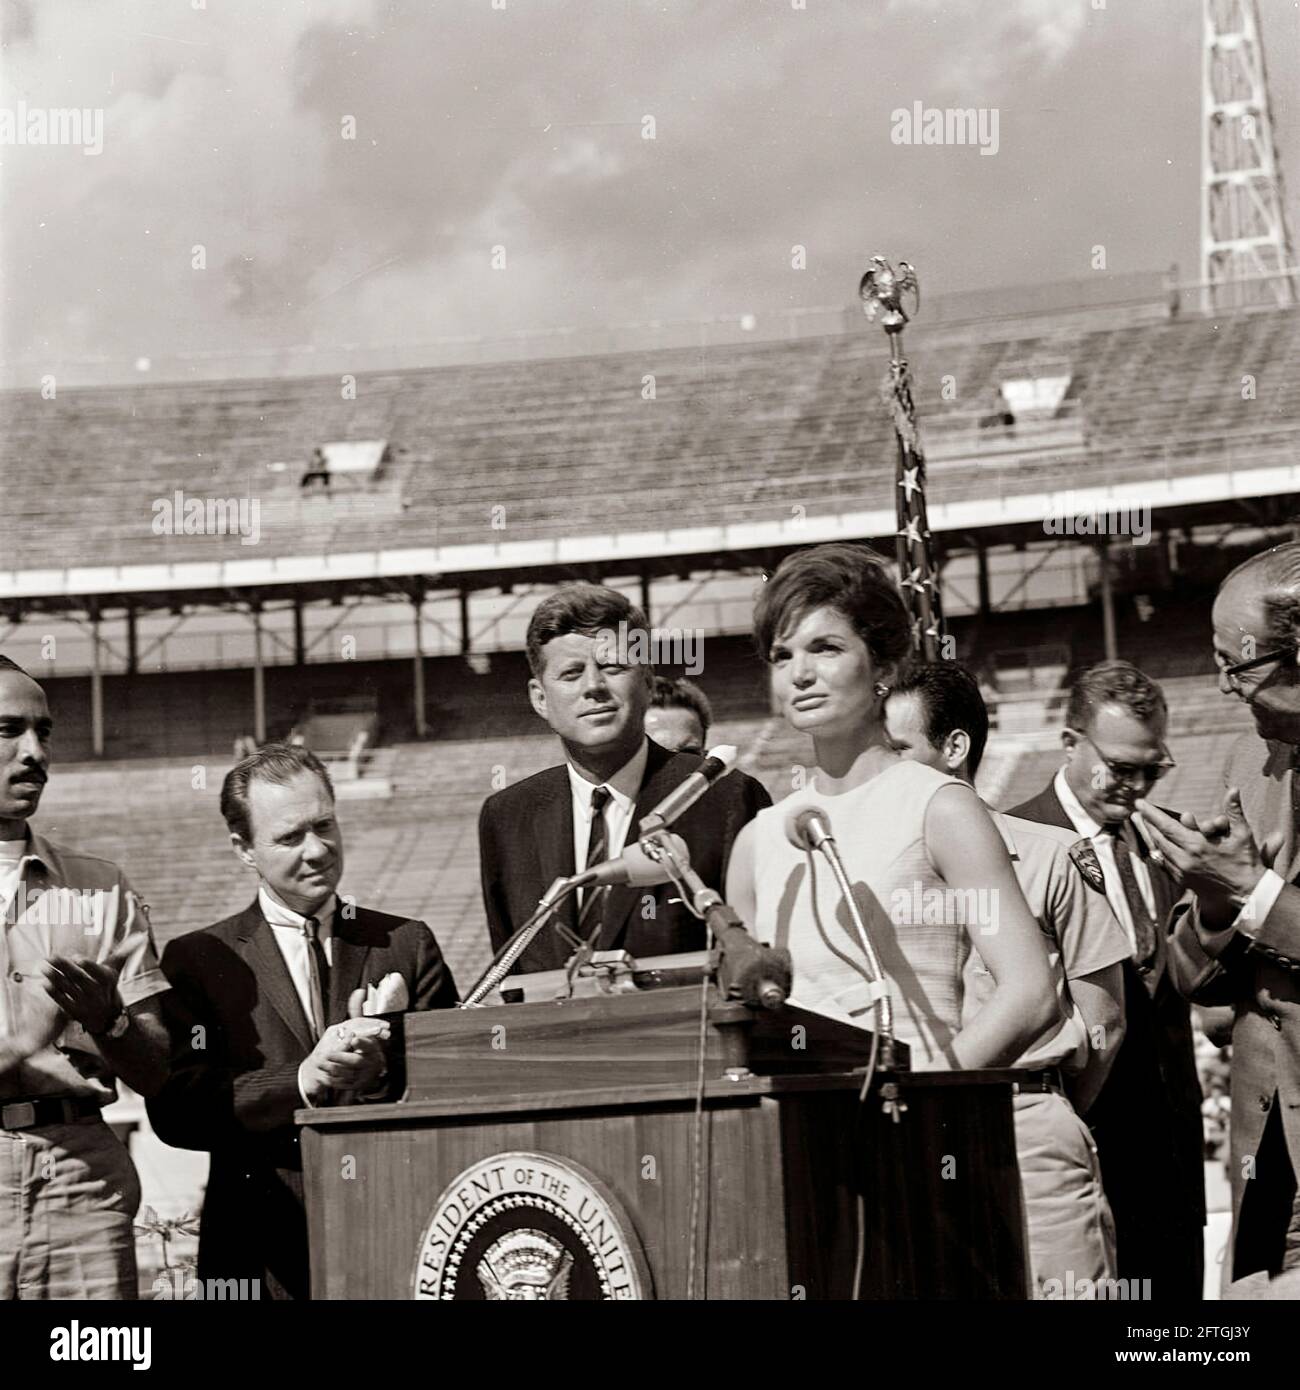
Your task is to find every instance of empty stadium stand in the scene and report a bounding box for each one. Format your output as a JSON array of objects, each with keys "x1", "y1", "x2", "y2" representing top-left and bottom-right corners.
[{"x1": 3, "y1": 303, "x2": 1299, "y2": 575}]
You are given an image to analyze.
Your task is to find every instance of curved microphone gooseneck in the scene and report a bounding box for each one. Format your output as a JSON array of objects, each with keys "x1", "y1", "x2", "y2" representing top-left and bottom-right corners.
[{"x1": 785, "y1": 806, "x2": 896, "y2": 1069}]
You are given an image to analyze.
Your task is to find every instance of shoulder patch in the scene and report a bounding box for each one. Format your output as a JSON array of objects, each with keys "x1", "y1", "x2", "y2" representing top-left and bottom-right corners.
[{"x1": 1068, "y1": 839, "x2": 1106, "y2": 894}]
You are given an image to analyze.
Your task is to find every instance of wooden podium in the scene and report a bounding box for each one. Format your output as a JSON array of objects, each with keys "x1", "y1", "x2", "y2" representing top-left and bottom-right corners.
[{"x1": 299, "y1": 987, "x2": 1028, "y2": 1299}]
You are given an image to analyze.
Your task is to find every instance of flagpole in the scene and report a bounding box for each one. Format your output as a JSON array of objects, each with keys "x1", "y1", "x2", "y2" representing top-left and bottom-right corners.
[{"x1": 859, "y1": 257, "x2": 946, "y2": 661}]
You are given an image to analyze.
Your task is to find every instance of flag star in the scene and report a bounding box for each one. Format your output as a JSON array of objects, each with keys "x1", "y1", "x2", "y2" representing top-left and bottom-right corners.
[
  {"x1": 900, "y1": 518, "x2": 923, "y2": 545},
  {"x1": 899, "y1": 467, "x2": 920, "y2": 502},
  {"x1": 901, "y1": 567, "x2": 924, "y2": 594}
]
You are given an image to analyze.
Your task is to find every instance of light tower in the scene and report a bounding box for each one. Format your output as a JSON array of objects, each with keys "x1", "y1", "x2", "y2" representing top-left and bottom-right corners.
[{"x1": 1201, "y1": 0, "x2": 1298, "y2": 312}]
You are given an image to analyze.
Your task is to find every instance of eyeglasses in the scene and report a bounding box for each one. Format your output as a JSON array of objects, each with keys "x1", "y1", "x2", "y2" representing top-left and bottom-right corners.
[
  {"x1": 1069, "y1": 729, "x2": 1176, "y2": 786},
  {"x1": 1215, "y1": 643, "x2": 1296, "y2": 683}
]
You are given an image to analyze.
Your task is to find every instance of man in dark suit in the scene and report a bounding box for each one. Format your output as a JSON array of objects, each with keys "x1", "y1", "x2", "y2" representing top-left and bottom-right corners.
[
  {"x1": 147, "y1": 743, "x2": 457, "y2": 1300},
  {"x1": 1144, "y1": 543, "x2": 1300, "y2": 1297},
  {"x1": 1010, "y1": 659, "x2": 1205, "y2": 1300},
  {"x1": 479, "y1": 583, "x2": 770, "y2": 974}
]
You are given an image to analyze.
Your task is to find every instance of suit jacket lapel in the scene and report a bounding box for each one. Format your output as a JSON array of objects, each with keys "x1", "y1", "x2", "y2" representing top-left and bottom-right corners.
[
  {"x1": 597, "y1": 740, "x2": 676, "y2": 950},
  {"x1": 238, "y1": 904, "x2": 316, "y2": 1054},
  {"x1": 328, "y1": 909, "x2": 371, "y2": 1026},
  {"x1": 534, "y1": 768, "x2": 578, "y2": 933},
  {"x1": 1038, "y1": 783, "x2": 1076, "y2": 833}
]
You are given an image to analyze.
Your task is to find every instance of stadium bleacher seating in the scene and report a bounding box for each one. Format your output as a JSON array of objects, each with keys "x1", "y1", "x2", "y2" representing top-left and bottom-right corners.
[{"x1": 4, "y1": 306, "x2": 1299, "y2": 573}]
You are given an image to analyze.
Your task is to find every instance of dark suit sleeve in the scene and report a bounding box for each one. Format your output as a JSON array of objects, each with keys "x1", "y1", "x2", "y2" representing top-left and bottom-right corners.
[
  {"x1": 479, "y1": 795, "x2": 514, "y2": 952},
  {"x1": 726, "y1": 772, "x2": 771, "y2": 872},
  {"x1": 146, "y1": 936, "x2": 304, "y2": 1150},
  {"x1": 1166, "y1": 896, "x2": 1253, "y2": 1006},
  {"x1": 408, "y1": 919, "x2": 459, "y2": 1010}
]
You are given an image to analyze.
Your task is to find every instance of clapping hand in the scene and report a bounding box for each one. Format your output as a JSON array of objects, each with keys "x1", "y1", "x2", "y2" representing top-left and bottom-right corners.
[
  {"x1": 300, "y1": 1017, "x2": 391, "y2": 1104},
  {"x1": 41, "y1": 931, "x2": 150, "y2": 1035},
  {"x1": 1, "y1": 933, "x2": 149, "y2": 1074}
]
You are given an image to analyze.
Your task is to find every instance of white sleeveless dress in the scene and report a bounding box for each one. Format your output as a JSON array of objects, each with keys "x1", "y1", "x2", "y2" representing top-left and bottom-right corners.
[{"x1": 750, "y1": 759, "x2": 973, "y2": 1069}]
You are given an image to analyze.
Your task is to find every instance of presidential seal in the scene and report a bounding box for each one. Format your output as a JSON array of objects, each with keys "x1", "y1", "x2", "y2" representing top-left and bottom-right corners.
[{"x1": 412, "y1": 1152, "x2": 651, "y2": 1300}]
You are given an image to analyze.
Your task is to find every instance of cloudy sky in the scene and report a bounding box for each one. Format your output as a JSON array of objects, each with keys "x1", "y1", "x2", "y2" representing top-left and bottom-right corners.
[{"x1": 1, "y1": 0, "x2": 1298, "y2": 386}]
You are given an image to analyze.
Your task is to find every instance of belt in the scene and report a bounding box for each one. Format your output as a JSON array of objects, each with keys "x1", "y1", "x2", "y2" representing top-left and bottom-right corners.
[
  {"x1": 1008, "y1": 1068, "x2": 1064, "y2": 1095},
  {"x1": 0, "y1": 1096, "x2": 103, "y2": 1131}
]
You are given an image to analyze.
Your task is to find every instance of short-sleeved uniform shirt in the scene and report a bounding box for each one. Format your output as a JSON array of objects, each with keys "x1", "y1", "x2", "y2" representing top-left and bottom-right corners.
[
  {"x1": 964, "y1": 808, "x2": 1131, "y2": 1072},
  {"x1": 0, "y1": 830, "x2": 168, "y2": 1105}
]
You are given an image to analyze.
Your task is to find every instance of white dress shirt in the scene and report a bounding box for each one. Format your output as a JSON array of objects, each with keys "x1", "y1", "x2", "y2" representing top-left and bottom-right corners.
[
  {"x1": 1053, "y1": 767, "x2": 1156, "y2": 957},
  {"x1": 258, "y1": 886, "x2": 336, "y2": 1106},
  {"x1": 567, "y1": 740, "x2": 650, "y2": 903}
]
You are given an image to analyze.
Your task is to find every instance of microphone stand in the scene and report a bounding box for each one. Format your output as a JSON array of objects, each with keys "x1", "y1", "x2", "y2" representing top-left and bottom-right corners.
[{"x1": 459, "y1": 874, "x2": 589, "y2": 1008}]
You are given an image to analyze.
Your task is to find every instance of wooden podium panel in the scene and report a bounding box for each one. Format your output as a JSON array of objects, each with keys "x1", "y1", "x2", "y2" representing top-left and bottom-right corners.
[{"x1": 299, "y1": 991, "x2": 1029, "y2": 1300}]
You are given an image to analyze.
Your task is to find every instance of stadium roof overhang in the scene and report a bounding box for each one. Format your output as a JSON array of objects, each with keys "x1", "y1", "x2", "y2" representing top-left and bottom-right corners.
[{"x1": 4, "y1": 462, "x2": 1299, "y2": 620}]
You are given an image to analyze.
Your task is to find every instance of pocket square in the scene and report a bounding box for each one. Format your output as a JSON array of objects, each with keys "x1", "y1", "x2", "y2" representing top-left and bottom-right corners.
[{"x1": 363, "y1": 972, "x2": 409, "y2": 1015}]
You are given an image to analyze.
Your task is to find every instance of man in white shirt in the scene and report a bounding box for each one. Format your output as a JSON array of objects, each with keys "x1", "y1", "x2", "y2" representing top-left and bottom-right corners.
[
  {"x1": 887, "y1": 663, "x2": 1129, "y2": 1296},
  {"x1": 1010, "y1": 659, "x2": 1205, "y2": 1300},
  {"x1": 146, "y1": 743, "x2": 457, "y2": 1299},
  {"x1": 0, "y1": 655, "x2": 170, "y2": 1300}
]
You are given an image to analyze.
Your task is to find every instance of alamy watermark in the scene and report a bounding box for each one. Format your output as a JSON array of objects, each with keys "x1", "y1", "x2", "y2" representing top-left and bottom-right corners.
[
  {"x1": 594, "y1": 621, "x2": 703, "y2": 677},
  {"x1": 152, "y1": 490, "x2": 261, "y2": 546},
  {"x1": 151, "y1": 1271, "x2": 262, "y2": 1300},
  {"x1": 1041, "y1": 1271, "x2": 1151, "y2": 1300},
  {"x1": 4, "y1": 883, "x2": 120, "y2": 932},
  {"x1": 891, "y1": 102, "x2": 999, "y2": 156},
  {"x1": 1043, "y1": 493, "x2": 1151, "y2": 546},
  {"x1": 890, "y1": 883, "x2": 1001, "y2": 935},
  {"x1": 0, "y1": 102, "x2": 103, "y2": 156}
]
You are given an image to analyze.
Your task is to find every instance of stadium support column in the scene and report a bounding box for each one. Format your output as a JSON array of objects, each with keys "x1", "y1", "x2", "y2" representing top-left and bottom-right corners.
[
  {"x1": 89, "y1": 605, "x2": 104, "y2": 758},
  {"x1": 1097, "y1": 542, "x2": 1117, "y2": 661},
  {"x1": 975, "y1": 541, "x2": 990, "y2": 617},
  {"x1": 413, "y1": 589, "x2": 428, "y2": 738},
  {"x1": 251, "y1": 603, "x2": 266, "y2": 745}
]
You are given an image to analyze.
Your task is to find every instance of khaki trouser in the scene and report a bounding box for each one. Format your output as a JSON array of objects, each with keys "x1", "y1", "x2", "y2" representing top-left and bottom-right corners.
[
  {"x1": 1015, "y1": 1090, "x2": 1117, "y2": 1298},
  {"x1": 0, "y1": 1116, "x2": 141, "y2": 1300}
]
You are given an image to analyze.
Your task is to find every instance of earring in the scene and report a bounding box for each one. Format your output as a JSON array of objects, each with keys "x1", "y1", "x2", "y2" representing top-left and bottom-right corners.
[{"x1": 873, "y1": 682, "x2": 889, "y2": 698}]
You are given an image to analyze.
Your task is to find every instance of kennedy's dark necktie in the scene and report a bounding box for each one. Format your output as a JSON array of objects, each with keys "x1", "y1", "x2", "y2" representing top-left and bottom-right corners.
[
  {"x1": 576, "y1": 785, "x2": 612, "y2": 943},
  {"x1": 302, "y1": 915, "x2": 329, "y2": 1038},
  {"x1": 1103, "y1": 824, "x2": 1158, "y2": 970}
]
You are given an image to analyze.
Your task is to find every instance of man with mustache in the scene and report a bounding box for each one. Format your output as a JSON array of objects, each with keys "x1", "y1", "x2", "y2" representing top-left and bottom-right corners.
[
  {"x1": 479, "y1": 583, "x2": 770, "y2": 975},
  {"x1": 1145, "y1": 542, "x2": 1300, "y2": 1297},
  {"x1": 1010, "y1": 660, "x2": 1205, "y2": 1299},
  {"x1": 146, "y1": 742, "x2": 458, "y2": 1299},
  {"x1": 0, "y1": 655, "x2": 170, "y2": 1300}
]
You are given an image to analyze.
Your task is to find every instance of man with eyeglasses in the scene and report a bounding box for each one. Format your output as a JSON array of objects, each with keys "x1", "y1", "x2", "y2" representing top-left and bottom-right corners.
[
  {"x1": 1010, "y1": 659, "x2": 1205, "y2": 1301},
  {"x1": 1146, "y1": 543, "x2": 1300, "y2": 1298}
]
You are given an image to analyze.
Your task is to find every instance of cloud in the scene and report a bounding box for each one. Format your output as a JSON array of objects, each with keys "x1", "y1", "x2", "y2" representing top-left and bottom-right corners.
[{"x1": 0, "y1": 0, "x2": 1284, "y2": 387}]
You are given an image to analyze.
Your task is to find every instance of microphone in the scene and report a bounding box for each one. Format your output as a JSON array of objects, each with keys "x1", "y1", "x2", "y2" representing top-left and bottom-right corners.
[
  {"x1": 784, "y1": 804, "x2": 896, "y2": 1064},
  {"x1": 638, "y1": 745, "x2": 739, "y2": 835},
  {"x1": 638, "y1": 830, "x2": 791, "y2": 1010},
  {"x1": 583, "y1": 834, "x2": 688, "y2": 888},
  {"x1": 786, "y1": 806, "x2": 834, "y2": 853}
]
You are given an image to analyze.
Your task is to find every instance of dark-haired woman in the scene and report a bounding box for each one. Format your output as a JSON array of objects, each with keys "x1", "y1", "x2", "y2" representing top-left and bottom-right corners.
[{"x1": 727, "y1": 543, "x2": 1057, "y2": 1069}]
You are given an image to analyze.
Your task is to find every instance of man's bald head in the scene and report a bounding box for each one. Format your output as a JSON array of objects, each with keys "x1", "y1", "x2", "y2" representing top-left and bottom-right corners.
[{"x1": 1213, "y1": 542, "x2": 1300, "y2": 744}]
